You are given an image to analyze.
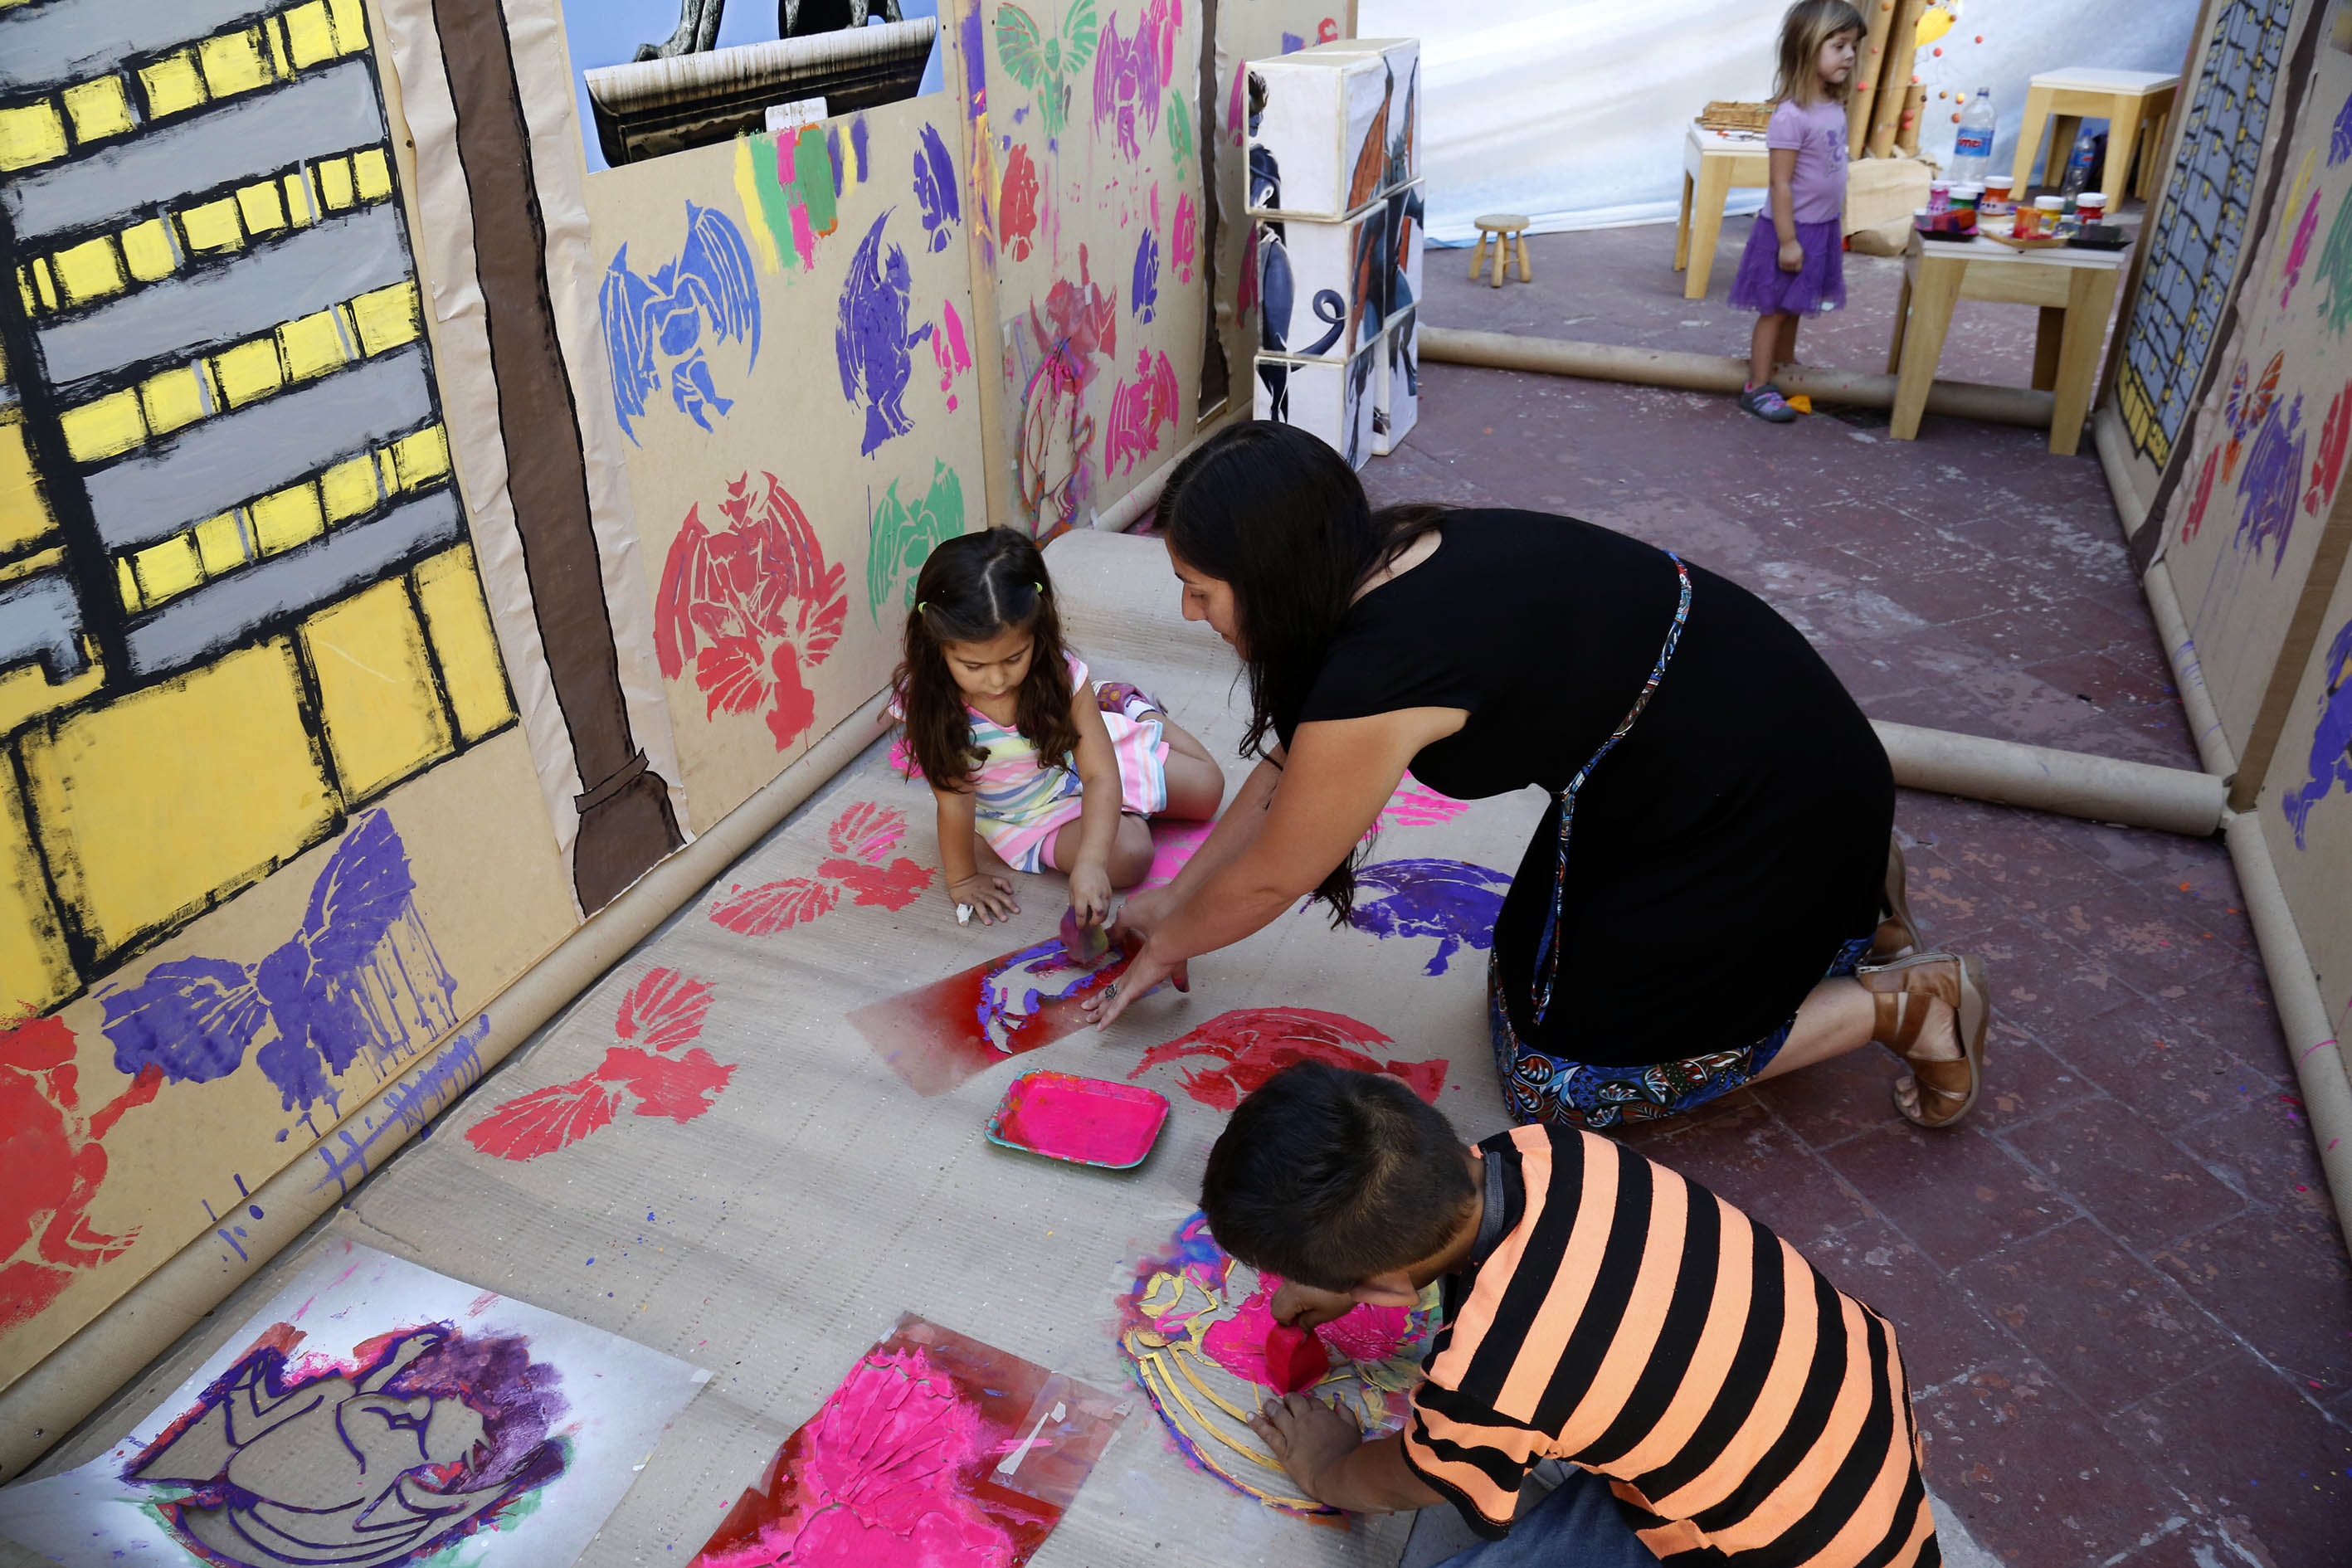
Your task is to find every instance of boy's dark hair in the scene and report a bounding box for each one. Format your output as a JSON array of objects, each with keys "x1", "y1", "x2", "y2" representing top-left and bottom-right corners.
[{"x1": 1200, "y1": 1062, "x2": 1475, "y2": 1292}]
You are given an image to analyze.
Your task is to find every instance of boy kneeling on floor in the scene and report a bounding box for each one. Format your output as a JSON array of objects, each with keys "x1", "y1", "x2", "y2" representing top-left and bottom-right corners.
[{"x1": 1211, "y1": 1063, "x2": 1941, "y2": 1567}]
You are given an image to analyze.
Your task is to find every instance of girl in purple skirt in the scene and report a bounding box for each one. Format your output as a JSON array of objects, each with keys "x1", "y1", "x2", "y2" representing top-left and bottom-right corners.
[{"x1": 1731, "y1": 0, "x2": 1864, "y2": 422}]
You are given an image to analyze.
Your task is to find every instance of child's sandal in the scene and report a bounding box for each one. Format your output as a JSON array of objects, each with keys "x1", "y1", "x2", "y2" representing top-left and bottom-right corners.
[{"x1": 1858, "y1": 951, "x2": 1988, "y2": 1129}]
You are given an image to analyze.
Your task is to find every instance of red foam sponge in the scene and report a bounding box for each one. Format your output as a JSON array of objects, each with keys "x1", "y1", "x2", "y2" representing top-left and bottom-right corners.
[{"x1": 1264, "y1": 1324, "x2": 1331, "y2": 1394}]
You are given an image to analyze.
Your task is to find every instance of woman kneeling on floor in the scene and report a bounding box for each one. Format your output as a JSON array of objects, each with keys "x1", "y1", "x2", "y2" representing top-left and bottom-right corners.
[{"x1": 1084, "y1": 420, "x2": 1989, "y2": 1131}]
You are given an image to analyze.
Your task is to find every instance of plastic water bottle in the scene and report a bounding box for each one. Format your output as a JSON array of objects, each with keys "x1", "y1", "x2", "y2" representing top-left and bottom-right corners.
[
  {"x1": 2058, "y1": 129, "x2": 2098, "y2": 198},
  {"x1": 1950, "y1": 89, "x2": 1995, "y2": 184}
]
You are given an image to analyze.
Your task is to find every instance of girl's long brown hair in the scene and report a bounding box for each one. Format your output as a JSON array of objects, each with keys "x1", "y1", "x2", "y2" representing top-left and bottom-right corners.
[
  {"x1": 1772, "y1": 0, "x2": 1866, "y2": 107},
  {"x1": 894, "y1": 528, "x2": 1080, "y2": 791}
]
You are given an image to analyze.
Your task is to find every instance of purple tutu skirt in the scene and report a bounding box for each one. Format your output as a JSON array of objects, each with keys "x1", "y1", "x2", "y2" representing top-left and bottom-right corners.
[{"x1": 1726, "y1": 214, "x2": 1846, "y2": 317}]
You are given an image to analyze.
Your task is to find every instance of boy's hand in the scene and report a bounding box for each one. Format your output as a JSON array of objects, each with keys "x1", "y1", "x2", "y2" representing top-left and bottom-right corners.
[
  {"x1": 1270, "y1": 1280, "x2": 1355, "y2": 1331},
  {"x1": 1778, "y1": 237, "x2": 1804, "y2": 272},
  {"x1": 1068, "y1": 861, "x2": 1114, "y2": 929},
  {"x1": 947, "y1": 872, "x2": 1018, "y2": 924},
  {"x1": 1249, "y1": 1393, "x2": 1363, "y2": 1502}
]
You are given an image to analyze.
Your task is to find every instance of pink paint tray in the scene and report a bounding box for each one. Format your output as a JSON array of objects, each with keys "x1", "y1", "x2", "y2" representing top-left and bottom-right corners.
[{"x1": 986, "y1": 1072, "x2": 1170, "y2": 1170}]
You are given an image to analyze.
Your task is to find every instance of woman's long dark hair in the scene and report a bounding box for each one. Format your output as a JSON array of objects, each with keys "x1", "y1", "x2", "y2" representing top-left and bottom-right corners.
[
  {"x1": 894, "y1": 528, "x2": 1080, "y2": 791},
  {"x1": 1154, "y1": 421, "x2": 1443, "y2": 918}
]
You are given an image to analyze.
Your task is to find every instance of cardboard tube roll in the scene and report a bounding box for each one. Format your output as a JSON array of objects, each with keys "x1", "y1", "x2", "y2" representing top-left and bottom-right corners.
[
  {"x1": 1419, "y1": 327, "x2": 2056, "y2": 429},
  {"x1": 1848, "y1": 0, "x2": 1899, "y2": 154},
  {"x1": 1867, "y1": 0, "x2": 1928, "y2": 158},
  {"x1": 1895, "y1": 80, "x2": 1926, "y2": 157},
  {"x1": 0, "y1": 693, "x2": 894, "y2": 1483},
  {"x1": 2224, "y1": 811, "x2": 2352, "y2": 1230},
  {"x1": 1872, "y1": 719, "x2": 2226, "y2": 835},
  {"x1": 2140, "y1": 563, "x2": 2239, "y2": 780}
]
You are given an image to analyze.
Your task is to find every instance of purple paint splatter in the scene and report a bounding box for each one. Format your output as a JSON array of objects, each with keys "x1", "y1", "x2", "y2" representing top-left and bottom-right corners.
[
  {"x1": 100, "y1": 812, "x2": 461, "y2": 1112},
  {"x1": 1131, "y1": 226, "x2": 1160, "y2": 322},
  {"x1": 128, "y1": 1325, "x2": 567, "y2": 1568},
  {"x1": 1325, "y1": 858, "x2": 1511, "y2": 976},
  {"x1": 2235, "y1": 392, "x2": 2307, "y2": 574},
  {"x1": 835, "y1": 211, "x2": 933, "y2": 456},
  {"x1": 913, "y1": 122, "x2": 961, "y2": 253}
]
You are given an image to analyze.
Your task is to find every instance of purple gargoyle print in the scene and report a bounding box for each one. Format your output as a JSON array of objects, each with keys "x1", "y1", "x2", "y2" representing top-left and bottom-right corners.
[
  {"x1": 835, "y1": 211, "x2": 933, "y2": 455},
  {"x1": 125, "y1": 1326, "x2": 567, "y2": 1568},
  {"x1": 97, "y1": 811, "x2": 461, "y2": 1114},
  {"x1": 1323, "y1": 858, "x2": 1512, "y2": 976}
]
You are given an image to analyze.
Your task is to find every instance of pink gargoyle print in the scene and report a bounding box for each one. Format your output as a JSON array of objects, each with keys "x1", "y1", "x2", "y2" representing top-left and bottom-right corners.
[
  {"x1": 464, "y1": 969, "x2": 733, "y2": 1161},
  {"x1": 655, "y1": 472, "x2": 849, "y2": 752},
  {"x1": 708, "y1": 802, "x2": 933, "y2": 935}
]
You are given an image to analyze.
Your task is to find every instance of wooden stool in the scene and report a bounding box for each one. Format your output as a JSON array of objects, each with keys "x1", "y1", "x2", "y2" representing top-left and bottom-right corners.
[
  {"x1": 1470, "y1": 214, "x2": 1531, "y2": 288},
  {"x1": 2010, "y1": 67, "x2": 2180, "y2": 200}
]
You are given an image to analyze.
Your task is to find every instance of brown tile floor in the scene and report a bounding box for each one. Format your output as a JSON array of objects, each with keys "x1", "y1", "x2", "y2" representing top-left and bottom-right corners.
[{"x1": 1362, "y1": 224, "x2": 2352, "y2": 1565}]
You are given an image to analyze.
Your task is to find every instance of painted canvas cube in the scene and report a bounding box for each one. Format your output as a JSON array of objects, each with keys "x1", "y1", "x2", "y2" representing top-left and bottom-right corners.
[
  {"x1": 1254, "y1": 338, "x2": 1379, "y2": 470},
  {"x1": 1374, "y1": 307, "x2": 1419, "y2": 456},
  {"x1": 1255, "y1": 182, "x2": 1424, "y2": 363},
  {"x1": 1246, "y1": 38, "x2": 1420, "y2": 221}
]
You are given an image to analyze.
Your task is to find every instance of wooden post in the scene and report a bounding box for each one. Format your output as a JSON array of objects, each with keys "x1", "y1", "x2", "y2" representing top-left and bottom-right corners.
[
  {"x1": 1848, "y1": 0, "x2": 1898, "y2": 155},
  {"x1": 1895, "y1": 79, "x2": 1926, "y2": 155},
  {"x1": 1867, "y1": 0, "x2": 1927, "y2": 158}
]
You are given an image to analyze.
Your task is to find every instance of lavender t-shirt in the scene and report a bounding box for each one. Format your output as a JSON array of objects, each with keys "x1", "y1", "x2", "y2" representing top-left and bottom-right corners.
[{"x1": 1765, "y1": 97, "x2": 1848, "y2": 224}]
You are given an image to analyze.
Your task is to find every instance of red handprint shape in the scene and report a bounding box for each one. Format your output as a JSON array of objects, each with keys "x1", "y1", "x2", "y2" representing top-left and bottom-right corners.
[
  {"x1": 708, "y1": 802, "x2": 933, "y2": 936},
  {"x1": 463, "y1": 968, "x2": 732, "y2": 1162}
]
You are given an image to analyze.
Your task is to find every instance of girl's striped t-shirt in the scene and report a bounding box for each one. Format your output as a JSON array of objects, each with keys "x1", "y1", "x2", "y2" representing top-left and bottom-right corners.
[{"x1": 1403, "y1": 1125, "x2": 1938, "y2": 1567}]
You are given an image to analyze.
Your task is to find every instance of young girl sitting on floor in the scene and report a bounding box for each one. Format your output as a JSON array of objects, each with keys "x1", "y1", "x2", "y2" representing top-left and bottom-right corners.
[
  {"x1": 1731, "y1": 0, "x2": 1863, "y2": 423},
  {"x1": 894, "y1": 528, "x2": 1225, "y2": 928}
]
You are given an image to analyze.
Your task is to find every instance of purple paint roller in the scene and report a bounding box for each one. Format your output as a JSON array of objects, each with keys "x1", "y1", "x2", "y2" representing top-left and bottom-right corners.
[{"x1": 1059, "y1": 904, "x2": 1110, "y2": 964}]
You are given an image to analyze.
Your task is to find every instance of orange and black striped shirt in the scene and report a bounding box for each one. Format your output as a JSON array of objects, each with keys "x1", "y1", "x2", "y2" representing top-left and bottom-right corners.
[{"x1": 1401, "y1": 1125, "x2": 1937, "y2": 1566}]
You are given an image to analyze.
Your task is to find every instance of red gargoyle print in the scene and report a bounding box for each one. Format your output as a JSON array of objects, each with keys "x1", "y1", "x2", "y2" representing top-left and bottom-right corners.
[
  {"x1": 2, "y1": 1016, "x2": 163, "y2": 1331},
  {"x1": 463, "y1": 968, "x2": 733, "y2": 1162},
  {"x1": 708, "y1": 802, "x2": 934, "y2": 935},
  {"x1": 1126, "y1": 1006, "x2": 1447, "y2": 1113},
  {"x1": 654, "y1": 472, "x2": 849, "y2": 752}
]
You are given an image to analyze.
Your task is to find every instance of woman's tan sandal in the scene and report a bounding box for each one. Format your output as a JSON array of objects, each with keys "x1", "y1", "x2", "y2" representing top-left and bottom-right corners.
[
  {"x1": 1872, "y1": 834, "x2": 1922, "y2": 961},
  {"x1": 1858, "y1": 950, "x2": 1988, "y2": 1129}
]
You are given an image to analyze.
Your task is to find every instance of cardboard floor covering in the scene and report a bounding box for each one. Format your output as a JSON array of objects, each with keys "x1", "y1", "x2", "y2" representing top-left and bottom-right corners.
[{"x1": 5, "y1": 529, "x2": 1550, "y2": 1568}]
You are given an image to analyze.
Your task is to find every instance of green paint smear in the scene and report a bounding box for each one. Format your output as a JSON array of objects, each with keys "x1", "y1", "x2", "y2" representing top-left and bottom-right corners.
[
  {"x1": 1168, "y1": 90, "x2": 1193, "y2": 167},
  {"x1": 796, "y1": 125, "x2": 838, "y2": 239},
  {"x1": 752, "y1": 134, "x2": 798, "y2": 270},
  {"x1": 2320, "y1": 189, "x2": 2352, "y2": 336},
  {"x1": 868, "y1": 462, "x2": 967, "y2": 623}
]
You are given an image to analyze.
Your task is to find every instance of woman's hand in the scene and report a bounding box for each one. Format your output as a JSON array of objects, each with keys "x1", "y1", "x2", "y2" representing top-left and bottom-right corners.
[
  {"x1": 1777, "y1": 237, "x2": 1804, "y2": 272},
  {"x1": 1106, "y1": 884, "x2": 1177, "y2": 948},
  {"x1": 947, "y1": 871, "x2": 1019, "y2": 924},
  {"x1": 1247, "y1": 1394, "x2": 1364, "y2": 1503},
  {"x1": 1083, "y1": 937, "x2": 1186, "y2": 1029},
  {"x1": 1270, "y1": 1281, "x2": 1356, "y2": 1331},
  {"x1": 1068, "y1": 860, "x2": 1114, "y2": 929}
]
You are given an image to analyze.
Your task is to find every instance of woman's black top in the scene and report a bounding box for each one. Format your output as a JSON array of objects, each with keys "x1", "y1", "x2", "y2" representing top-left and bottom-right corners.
[{"x1": 1296, "y1": 509, "x2": 1892, "y2": 1064}]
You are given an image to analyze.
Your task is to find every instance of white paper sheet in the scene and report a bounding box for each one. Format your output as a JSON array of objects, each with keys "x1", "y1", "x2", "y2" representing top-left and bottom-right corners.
[{"x1": 0, "y1": 1239, "x2": 708, "y2": 1568}]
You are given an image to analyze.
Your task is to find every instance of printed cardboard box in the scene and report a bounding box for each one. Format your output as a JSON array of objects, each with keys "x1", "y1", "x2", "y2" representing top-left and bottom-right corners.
[
  {"x1": 1255, "y1": 180, "x2": 1423, "y2": 361},
  {"x1": 1254, "y1": 335, "x2": 1378, "y2": 470},
  {"x1": 1375, "y1": 305, "x2": 1417, "y2": 456},
  {"x1": 1245, "y1": 37, "x2": 1420, "y2": 221}
]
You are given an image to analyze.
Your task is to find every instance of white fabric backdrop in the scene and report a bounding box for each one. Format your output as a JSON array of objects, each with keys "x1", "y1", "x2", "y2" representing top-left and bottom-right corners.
[{"x1": 1359, "y1": 0, "x2": 2205, "y2": 245}]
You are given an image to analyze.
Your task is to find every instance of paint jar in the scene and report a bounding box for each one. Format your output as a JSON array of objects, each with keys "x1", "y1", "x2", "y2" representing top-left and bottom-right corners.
[
  {"x1": 2034, "y1": 196, "x2": 2066, "y2": 236},
  {"x1": 2011, "y1": 201, "x2": 2043, "y2": 240},
  {"x1": 2077, "y1": 192, "x2": 2108, "y2": 226},
  {"x1": 1927, "y1": 180, "x2": 1951, "y2": 214},
  {"x1": 1980, "y1": 175, "x2": 2016, "y2": 217},
  {"x1": 1950, "y1": 184, "x2": 1981, "y2": 232}
]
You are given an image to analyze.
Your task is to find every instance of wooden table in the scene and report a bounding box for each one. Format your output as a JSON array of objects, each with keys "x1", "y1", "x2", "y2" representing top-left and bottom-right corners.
[
  {"x1": 1885, "y1": 231, "x2": 2129, "y2": 455},
  {"x1": 1674, "y1": 125, "x2": 1770, "y2": 300},
  {"x1": 2011, "y1": 67, "x2": 2179, "y2": 201}
]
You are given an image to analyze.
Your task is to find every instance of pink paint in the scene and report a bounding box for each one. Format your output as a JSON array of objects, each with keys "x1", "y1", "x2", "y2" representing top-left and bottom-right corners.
[
  {"x1": 1171, "y1": 192, "x2": 1197, "y2": 283},
  {"x1": 1379, "y1": 772, "x2": 1468, "y2": 830},
  {"x1": 1199, "y1": 1276, "x2": 1411, "y2": 1385},
  {"x1": 1139, "y1": 817, "x2": 1211, "y2": 888},
  {"x1": 1103, "y1": 348, "x2": 1177, "y2": 476},
  {"x1": 1001, "y1": 144, "x2": 1040, "y2": 261},
  {"x1": 696, "y1": 1349, "x2": 1015, "y2": 1568},
  {"x1": 933, "y1": 300, "x2": 973, "y2": 410},
  {"x1": 990, "y1": 1072, "x2": 1168, "y2": 1167},
  {"x1": 777, "y1": 134, "x2": 819, "y2": 271}
]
